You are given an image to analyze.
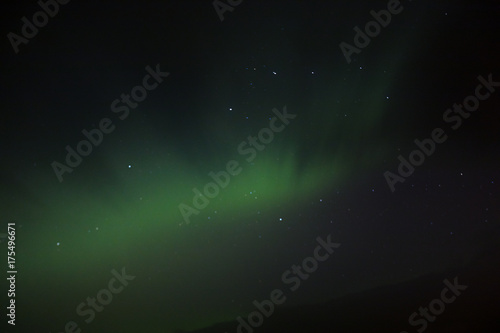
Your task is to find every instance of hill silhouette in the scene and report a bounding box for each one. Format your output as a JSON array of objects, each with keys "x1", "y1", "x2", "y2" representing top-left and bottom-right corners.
[{"x1": 181, "y1": 243, "x2": 500, "y2": 333}]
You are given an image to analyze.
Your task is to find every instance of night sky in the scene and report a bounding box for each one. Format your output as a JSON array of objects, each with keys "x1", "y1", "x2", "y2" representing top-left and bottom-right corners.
[{"x1": 1, "y1": 0, "x2": 500, "y2": 332}]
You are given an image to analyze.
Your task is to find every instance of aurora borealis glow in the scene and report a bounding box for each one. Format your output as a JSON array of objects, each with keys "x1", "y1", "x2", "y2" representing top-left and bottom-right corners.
[{"x1": 2, "y1": 1, "x2": 500, "y2": 332}]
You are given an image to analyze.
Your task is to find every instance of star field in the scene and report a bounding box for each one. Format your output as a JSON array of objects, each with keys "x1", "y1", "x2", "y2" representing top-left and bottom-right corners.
[{"x1": 1, "y1": 1, "x2": 499, "y2": 332}]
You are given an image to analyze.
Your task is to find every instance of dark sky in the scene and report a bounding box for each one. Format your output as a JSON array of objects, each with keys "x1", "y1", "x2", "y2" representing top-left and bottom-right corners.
[{"x1": 1, "y1": 0, "x2": 499, "y2": 332}]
